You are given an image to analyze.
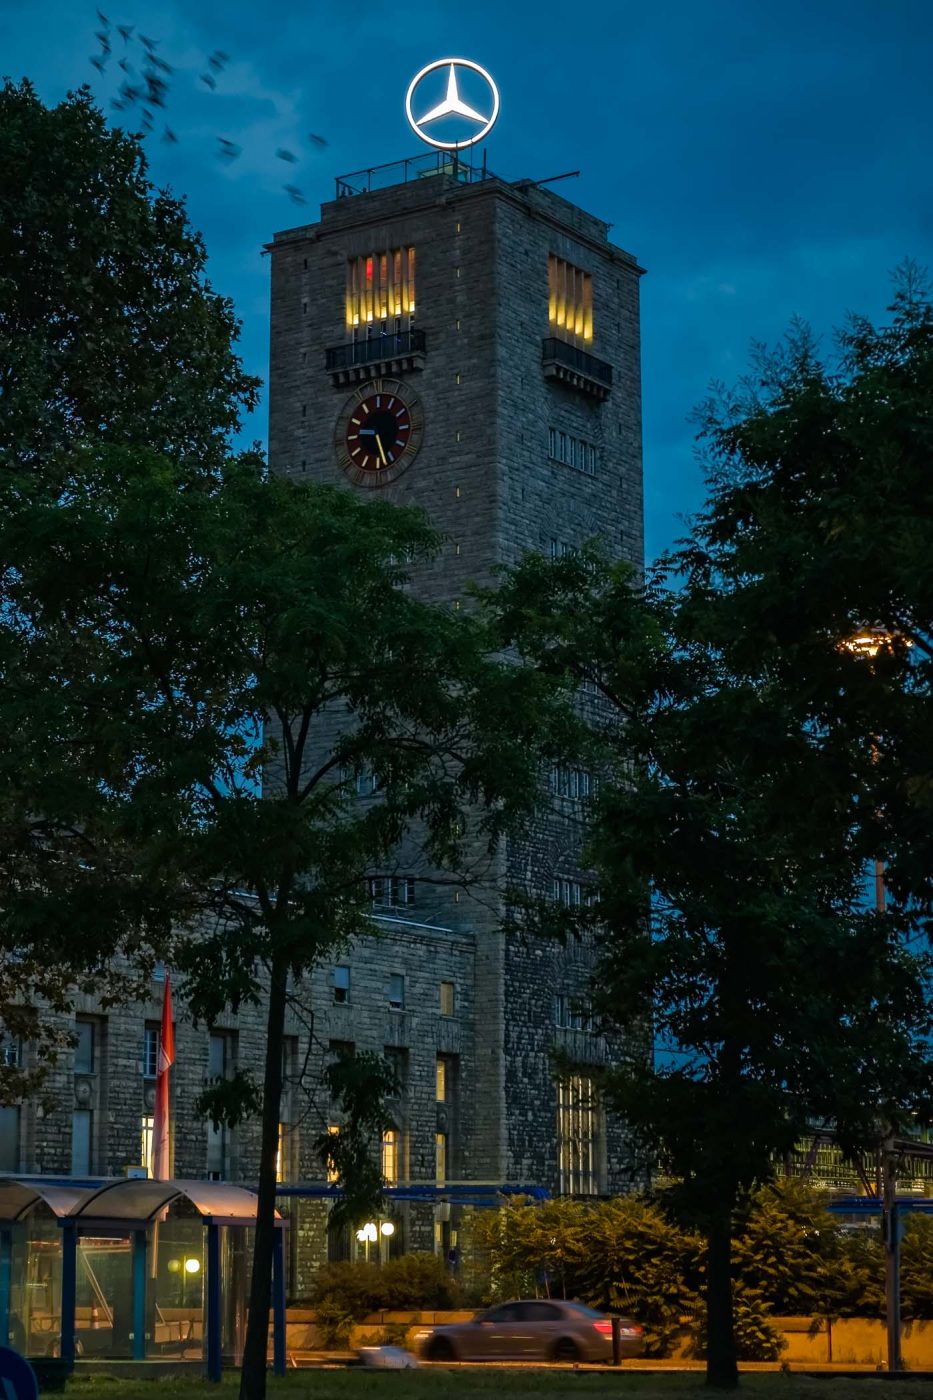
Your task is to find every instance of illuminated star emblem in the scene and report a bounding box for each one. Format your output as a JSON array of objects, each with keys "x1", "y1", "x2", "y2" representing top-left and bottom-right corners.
[{"x1": 405, "y1": 58, "x2": 500, "y2": 151}]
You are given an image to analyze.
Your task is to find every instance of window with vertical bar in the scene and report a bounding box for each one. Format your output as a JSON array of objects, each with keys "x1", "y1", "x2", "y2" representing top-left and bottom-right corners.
[
  {"x1": 548, "y1": 255, "x2": 593, "y2": 346},
  {"x1": 347, "y1": 247, "x2": 416, "y2": 329},
  {"x1": 557, "y1": 1074, "x2": 600, "y2": 1194}
]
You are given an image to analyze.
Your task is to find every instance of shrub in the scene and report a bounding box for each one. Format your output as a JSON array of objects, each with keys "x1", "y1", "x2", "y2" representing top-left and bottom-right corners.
[{"x1": 308, "y1": 1252, "x2": 464, "y2": 1318}]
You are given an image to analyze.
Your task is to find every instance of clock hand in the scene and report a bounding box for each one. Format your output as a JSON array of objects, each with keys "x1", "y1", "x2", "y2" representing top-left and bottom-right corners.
[
  {"x1": 375, "y1": 433, "x2": 388, "y2": 467},
  {"x1": 359, "y1": 427, "x2": 376, "y2": 436}
]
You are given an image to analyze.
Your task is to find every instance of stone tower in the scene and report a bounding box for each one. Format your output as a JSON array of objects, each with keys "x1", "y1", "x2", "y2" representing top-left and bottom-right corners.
[{"x1": 267, "y1": 145, "x2": 644, "y2": 1233}]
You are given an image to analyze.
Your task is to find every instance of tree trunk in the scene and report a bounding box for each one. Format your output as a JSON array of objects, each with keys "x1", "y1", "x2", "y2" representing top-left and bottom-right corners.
[
  {"x1": 705, "y1": 1204, "x2": 738, "y2": 1390},
  {"x1": 239, "y1": 952, "x2": 288, "y2": 1400}
]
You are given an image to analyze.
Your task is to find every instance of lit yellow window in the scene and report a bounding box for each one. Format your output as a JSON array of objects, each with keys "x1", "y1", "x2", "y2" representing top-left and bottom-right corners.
[
  {"x1": 548, "y1": 254, "x2": 593, "y2": 344},
  {"x1": 435, "y1": 1132, "x2": 447, "y2": 1186},
  {"x1": 382, "y1": 1128, "x2": 399, "y2": 1184},
  {"x1": 436, "y1": 1057, "x2": 447, "y2": 1102},
  {"x1": 346, "y1": 247, "x2": 416, "y2": 328},
  {"x1": 326, "y1": 1124, "x2": 340, "y2": 1183}
]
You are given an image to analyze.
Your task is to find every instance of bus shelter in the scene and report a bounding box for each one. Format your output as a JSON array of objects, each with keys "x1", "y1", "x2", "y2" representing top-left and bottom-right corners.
[{"x1": 0, "y1": 1177, "x2": 285, "y2": 1381}]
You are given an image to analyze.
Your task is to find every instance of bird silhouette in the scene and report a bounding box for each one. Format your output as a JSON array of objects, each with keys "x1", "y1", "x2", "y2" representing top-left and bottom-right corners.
[{"x1": 84, "y1": 16, "x2": 327, "y2": 194}]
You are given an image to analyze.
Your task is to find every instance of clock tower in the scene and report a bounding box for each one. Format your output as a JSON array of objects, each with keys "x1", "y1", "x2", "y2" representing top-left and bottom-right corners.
[{"x1": 267, "y1": 109, "x2": 644, "y2": 1260}]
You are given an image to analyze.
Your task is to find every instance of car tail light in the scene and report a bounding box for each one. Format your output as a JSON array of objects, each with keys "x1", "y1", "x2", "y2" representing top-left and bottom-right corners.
[{"x1": 592, "y1": 1321, "x2": 613, "y2": 1336}]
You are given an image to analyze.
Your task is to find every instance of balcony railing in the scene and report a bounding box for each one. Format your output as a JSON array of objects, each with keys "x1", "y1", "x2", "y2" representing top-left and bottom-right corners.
[
  {"x1": 542, "y1": 337, "x2": 613, "y2": 399},
  {"x1": 325, "y1": 329, "x2": 427, "y2": 375}
]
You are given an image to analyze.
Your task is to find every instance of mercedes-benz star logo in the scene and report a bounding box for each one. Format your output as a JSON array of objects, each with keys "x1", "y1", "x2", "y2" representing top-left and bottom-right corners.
[{"x1": 405, "y1": 58, "x2": 500, "y2": 151}]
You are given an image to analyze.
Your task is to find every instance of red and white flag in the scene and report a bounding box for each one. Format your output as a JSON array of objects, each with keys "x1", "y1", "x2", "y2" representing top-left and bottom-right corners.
[{"x1": 151, "y1": 975, "x2": 175, "y2": 1180}]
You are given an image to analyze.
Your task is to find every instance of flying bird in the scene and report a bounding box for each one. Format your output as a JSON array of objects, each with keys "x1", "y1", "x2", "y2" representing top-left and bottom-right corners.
[
  {"x1": 216, "y1": 137, "x2": 242, "y2": 160},
  {"x1": 200, "y1": 72, "x2": 217, "y2": 90},
  {"x1": 118, "y1": 57, "x2": 133, "y2": 73},
  {"x1": 162, "y1": 126, "x2": 178, "y2": 144},
  {"x1": 207, "y1": 50, "x2": 229, "y2": 71},
  {"x1": 117, "y1": 23, "x2": 133, "y2": 42},
  {"x1": 276, "y1": 147, "x2": 298, "y2": 163},
  {"x1": 284, "y1": 184, "x2": 306, "y2": 204},
  {"x1": 139, "y1": 34, "x2": 158, "y2": 51},
  {"x1": 96, "y1": 9, "x2": 109, "y2": 26},
  {"x1": 308, "y1": 132, "x2": 328, "y2": 148}
]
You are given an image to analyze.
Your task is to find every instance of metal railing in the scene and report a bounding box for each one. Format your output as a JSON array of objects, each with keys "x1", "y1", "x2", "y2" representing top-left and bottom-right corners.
[
  {"x1": 325, "y1": 328, "x2": 426, "y2": 372},
  {"x1": 541, "y1": 336, "x2": 613, "y2": 388},
  {"x1": 335, "y1": 150, "x2": 491, "y2": 198}
]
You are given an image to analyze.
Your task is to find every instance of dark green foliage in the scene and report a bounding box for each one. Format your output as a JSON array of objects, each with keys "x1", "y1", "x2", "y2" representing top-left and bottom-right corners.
[
  {"x1": 0, "y1": 80, "x2": 257, "y2": 477},
  {"x1": 486, "y1": 273, "x2": 933, "y2": 1386},
  {"x1": 308, "y1": 1253, "x2": 465, "y2": 1316},
  {"x1": 475, "y1": 1195, "x2": 702, "y2": 1357},
  {"x1": 315, "y1": 1052, "x2": 400, "y2": 1232}
]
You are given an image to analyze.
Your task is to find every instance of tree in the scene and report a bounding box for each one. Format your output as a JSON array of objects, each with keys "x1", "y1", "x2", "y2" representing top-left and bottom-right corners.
[
  {"x1": 2, "y1": 448, "x2": 569, "y2": 1399},
  {"x1": 487, "y1": 543, "x2": 933, "y2": 1389},
  {"x1": 0, "y1": 79, "x2": 258, "y2": 477},
  {"x1": 0, "y1": 80, "x2": 259, "y2": 1090},
  {"x1": 682, "y1": 263, "x2": 933, "y2": 943}
]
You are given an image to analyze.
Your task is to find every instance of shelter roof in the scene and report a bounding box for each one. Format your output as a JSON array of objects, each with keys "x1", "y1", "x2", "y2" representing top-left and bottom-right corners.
[
  {"x1": 0, "y1": 1178, "x2": 89, "y2": 1221},
  {"x1": 68, "y1": 1178, "x2": 278, "y2": 1224}
]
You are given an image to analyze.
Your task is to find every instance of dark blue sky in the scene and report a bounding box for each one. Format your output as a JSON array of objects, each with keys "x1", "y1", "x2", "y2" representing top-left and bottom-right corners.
[{"x1": 3, "y1": 0, "x2": 931, "y2": 559}]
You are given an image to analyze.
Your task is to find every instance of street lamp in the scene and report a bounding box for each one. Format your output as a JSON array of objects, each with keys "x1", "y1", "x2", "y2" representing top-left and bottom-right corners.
[{"x1": 843, "y1": 624, "x2": 903, "y2": 1373}]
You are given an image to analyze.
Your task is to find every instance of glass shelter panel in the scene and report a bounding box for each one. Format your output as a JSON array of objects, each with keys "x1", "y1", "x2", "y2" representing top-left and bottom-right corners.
[
  {"x1": 145, "y1": 1207, "x2": 205, "y2": 1359},
  {"x1": 7, "y1": 1211, "x2": 62, "y2": 1357}
]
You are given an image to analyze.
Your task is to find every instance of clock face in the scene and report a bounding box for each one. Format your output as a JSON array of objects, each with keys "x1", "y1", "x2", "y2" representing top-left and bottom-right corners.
[{"x1": 334, "y1": 378, "x2": 424, "y2": 487}]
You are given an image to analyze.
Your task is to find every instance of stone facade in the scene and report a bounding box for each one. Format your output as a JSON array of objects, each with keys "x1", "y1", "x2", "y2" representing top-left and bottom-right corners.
[{"x1": 266, "y1": 163, "x2": 647, "y2": 1213}]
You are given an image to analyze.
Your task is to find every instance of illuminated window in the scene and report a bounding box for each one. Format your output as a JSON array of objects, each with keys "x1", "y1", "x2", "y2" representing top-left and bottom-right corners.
[
  {"x1": 439, "y1": 981, "x2": 455, "y2": 1016},
  {"x1": 548, "y1": 255, "x2": 593, "y2": 344},
  {"x1": 435, "y1": 1132, "x2": 447, "y2": 1186},
  {"x1": 346, "y1": 246, "x2": 416, "y2": 327},
  {"x1": 276, "y1": 1122, "x2": 291, "y2": 1182},
  {"x1": 557, "y1": 1074, "x2": 601, "y2": 1194},
  {"x1": 326, "y1": 1124, "x2": 340, "y2": 1183},
  {"x1": 435, "y1": 1056, "x2": 447, "y2": 1103},
  {"x1": 140, "y1": 1114, "x2": 154, "y2": 1171},
  {"x1": 382, "y1": 1128, "x2": 399, "y2": 1184}
]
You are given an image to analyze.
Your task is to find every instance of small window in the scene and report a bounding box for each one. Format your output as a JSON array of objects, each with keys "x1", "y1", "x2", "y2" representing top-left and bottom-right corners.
[
  {"x1": 382, "y1": 1128, "x2": 399, "y2": 1184},
  {"x1": 140, "y1": 1113, "x2": 154, "y2": 1171},
  {"x1": 435, "y1": 1131, "x2": 447, "y2": 1187},
  {"x1": 553, "y1": 992, "x2": 569, "y2": 1028},
  {"x1": 326, "y1": 1124, "x2": 340, "y2": 1183},
  {"x1": 143, "y1": 1026, "x2": 159, "y2": 1078},
  {"x1": 333, "y1": 966, "x2": 351, "y2": 1005},
  {"x1": 1, "y1": 1037, "x2": 20, "y2": 1068},
  {"x1": 439, "y1": 981, "x2": 455, "y2": 1017},
  {"x1": 388, "y1": 973, "x2": 405, "y2": 1011},
  {"x1": 74, "y1": 1020, "x2": 95, "y2": 1074},
  {"x1": 0, "y1": 1107, "x2": 19, "y2": 1173},
  {"x1": 436, "y1": 1056, "x2": 447, "y2": 1103},
  {"x1": 71, "y1": 1109, "x2": 92, "y2": 1175}
]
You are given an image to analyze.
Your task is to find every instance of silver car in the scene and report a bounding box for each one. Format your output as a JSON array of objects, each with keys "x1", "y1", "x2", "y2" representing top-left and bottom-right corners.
[{"x1": 412, "y1": 1298, "x2": 645, "y2": 1364}]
